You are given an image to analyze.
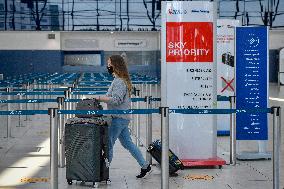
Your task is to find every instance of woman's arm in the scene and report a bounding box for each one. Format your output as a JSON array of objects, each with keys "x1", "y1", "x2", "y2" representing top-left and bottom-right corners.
[{"x1": 96, "y1": 78, "x2": 127, "y2": 105}]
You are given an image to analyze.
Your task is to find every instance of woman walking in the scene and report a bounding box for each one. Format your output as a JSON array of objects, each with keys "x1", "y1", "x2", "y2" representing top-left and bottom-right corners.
[{"x1": 97, "y1": 55, "x2": 151, "y2": 178}]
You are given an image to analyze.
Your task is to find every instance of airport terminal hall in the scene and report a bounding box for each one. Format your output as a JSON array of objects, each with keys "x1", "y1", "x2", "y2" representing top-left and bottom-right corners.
[{"x1": 1, "y1": 0, "x2": 284, "y2": 189}]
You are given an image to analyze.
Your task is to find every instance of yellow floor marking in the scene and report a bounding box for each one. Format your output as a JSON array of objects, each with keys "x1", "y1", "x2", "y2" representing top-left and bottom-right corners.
[
  {"x1": 20, "y1": 177, "x2": 49, "y2": 183},
  {"x1": 183, "y1": 174, "x2": 214, "y2": 181}
]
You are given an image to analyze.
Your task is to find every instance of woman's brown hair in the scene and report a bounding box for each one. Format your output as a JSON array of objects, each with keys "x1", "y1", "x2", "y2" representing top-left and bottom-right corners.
[{"x1": 109, "y1": 55, "x2": 132, "y2": 97}]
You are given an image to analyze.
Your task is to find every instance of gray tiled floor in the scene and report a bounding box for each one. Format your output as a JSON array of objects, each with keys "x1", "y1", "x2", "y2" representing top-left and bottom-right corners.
[{"x1": 0, "y1": 84, "x2": 283, "y2": 189}]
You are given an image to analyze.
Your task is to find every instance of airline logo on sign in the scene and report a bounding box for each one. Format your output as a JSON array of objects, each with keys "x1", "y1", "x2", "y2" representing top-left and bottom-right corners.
[
  {"x1": 166, "y1": 22, "x2": 213, "y2": 62},
  {"x1": 168, "y1": 8, "x2": 188, "y2": 15},
  {"x1": 167, "y1": 8, "x2": 210, "y2": 16},
  {"x1": 165, "y1": 2, "x2": 213, "y2": 22}
]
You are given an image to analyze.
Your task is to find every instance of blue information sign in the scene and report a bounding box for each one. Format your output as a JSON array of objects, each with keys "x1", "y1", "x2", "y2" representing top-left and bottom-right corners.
[{"x1": 236, "y1": 27, "x2": 268, "y2": 140}]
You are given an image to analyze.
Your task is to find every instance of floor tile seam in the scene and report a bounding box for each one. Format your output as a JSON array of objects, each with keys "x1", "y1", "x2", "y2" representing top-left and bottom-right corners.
[
  {"x1": 2, "y1": 140, "x2": 19, "y2": 155},
  {"x1": 20, "y1": 126, "x2": 33, "y2": 138},
  {"x1": 217, "y1": 143, "x2": 229, "y2": 153},
  {"x1": 2, "y1": 131, "x2": 46, "y2": 157},
  {"x1": 239, "y1": 161, "x2": 272, "y2": 181},
  {"x1": 123, "y1": 175, "x2": 129, "y2": 189}
]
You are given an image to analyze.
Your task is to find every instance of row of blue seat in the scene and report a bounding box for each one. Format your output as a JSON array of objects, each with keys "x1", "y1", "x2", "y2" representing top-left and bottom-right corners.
[{"x1": 0, "y1": 72, "x2": 160, "y2": 87}]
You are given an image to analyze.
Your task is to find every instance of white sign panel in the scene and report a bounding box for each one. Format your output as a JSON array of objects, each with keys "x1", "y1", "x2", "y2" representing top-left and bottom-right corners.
[
  {"x1": 217, "y1": 19, "x2": 239, "y2": 134},
  {"x1": 161, "y1": 1, "x2": 217, "y2": 160}
]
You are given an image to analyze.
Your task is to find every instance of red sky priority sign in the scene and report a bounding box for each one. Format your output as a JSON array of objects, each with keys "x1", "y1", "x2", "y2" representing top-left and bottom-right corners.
[{"x1": 166, "y1": 22, "x2": 213, "y2": 63}]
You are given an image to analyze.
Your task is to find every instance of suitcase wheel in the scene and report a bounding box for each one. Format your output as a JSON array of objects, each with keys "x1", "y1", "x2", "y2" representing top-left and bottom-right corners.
[
  {"x1": 93, "y1": 182, "x2": 99, "y2": 188},
  {"x1": 67, "y1": 179, "x2": 72, "y2": 185},
  {"x1": 169, "y1": 172, "x2": 178, "y2": 177},
  {"x1": 106, "y1": 179, "x2": 111, "y2": 185},
  {"x1": 147, "y1": 145, "x2": 153, "y2": 152}
]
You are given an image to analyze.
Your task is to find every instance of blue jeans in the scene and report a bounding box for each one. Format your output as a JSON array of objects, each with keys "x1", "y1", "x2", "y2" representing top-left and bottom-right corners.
[{"x1": 108, "y1": 118, "x2": 147, "y2": 168}]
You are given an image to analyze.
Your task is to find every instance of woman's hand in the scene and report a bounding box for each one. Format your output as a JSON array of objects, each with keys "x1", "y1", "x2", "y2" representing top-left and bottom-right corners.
[
  {"x1": 95, "y1": 96, "x2": 100, "y2": 101},
  {"x1": 96, "y1": 95, "x2": 110, "y2": 103}
]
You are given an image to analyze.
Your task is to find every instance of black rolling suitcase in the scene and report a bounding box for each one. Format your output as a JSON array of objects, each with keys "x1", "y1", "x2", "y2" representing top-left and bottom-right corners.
[
  {"x1": 65, "y1": 122, "x2": 109, "y2": 187},
  {"x1": 147, "y1": 140, "x2": 184, "y2": 176},
  {"x1": 75, "y1": 98, "x2": 103, "y2": 118}
]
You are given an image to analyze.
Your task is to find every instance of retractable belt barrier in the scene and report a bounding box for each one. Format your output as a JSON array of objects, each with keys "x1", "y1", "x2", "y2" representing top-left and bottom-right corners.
[
  {"x1": 169, "y1": 108, "x2": 271, "y2": 114},
  {"x1": 0, "y1": 107, "x2": 280, "y2": 189},
  {"x1": 0, "y1": 107, "x2": 272, "y2": 115},
  {"x1": 0, "y1": 98, "x2": 159, "y2": 104},
  {"x1": 217, "y1": 95, "x2": 230, "y2": 101},
  {"x1": 0, "y1": 92, "x2": 65, "y2": 96},
  {"x1": 56, "y1": 107, "x2": 280, "y2": 189},
  {"x1": 58, "y1": 109, "x2": 160, "y2": 115},
  {"x1": 70, "y1": 91, "x2": 106, "y2": 95},
  {"x1": 1, "y1": 74, "x2": 279, "y2": 189},
  {"x1": 0, "y1": 99, "x2": 58, "y2": 103},
  {"x1": 0, "y1": 110, "x2": 48, "y2": 115},
  {"x1": 0, "y1": 91, "x2": 109, "y2": 96},
  {"x1": 0, "y1": 97, "x2": 160, "y2": 140}
]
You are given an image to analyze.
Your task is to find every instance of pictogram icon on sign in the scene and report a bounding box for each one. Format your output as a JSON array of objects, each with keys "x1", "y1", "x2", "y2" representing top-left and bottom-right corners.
[
  {"x1": 221, "y1": 77, "x2": 234, "y2": 92},
  {"x1": 248, "y1": 33, "x2": 260, "y2": 48}
]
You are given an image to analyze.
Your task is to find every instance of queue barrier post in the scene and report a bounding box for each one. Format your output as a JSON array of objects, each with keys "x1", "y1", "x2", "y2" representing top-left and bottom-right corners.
[
  {"x1": 271, "y1": 106, "x2": 281, "y2": 189},
  {"x1": 57, "y1": 97, "x2": 65, "y2": 168},
  {"x1": 145, "y1": 96, "x2": 153, "y2": 164},
  {"x1": 229, "y1": 96, "x2": 236, "y2": 165},
  {"x1": 160, "y1": 107, "x2": 169, "y2": 189},
  {"x1": 48, "y1": 108, "x2": 58, "y2": 189}
]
